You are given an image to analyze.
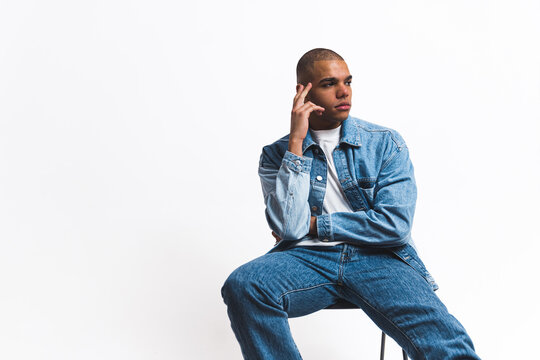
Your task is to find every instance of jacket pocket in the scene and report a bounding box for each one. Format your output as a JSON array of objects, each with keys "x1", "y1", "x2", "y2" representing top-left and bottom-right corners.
[{"x1": 390, "y1": 243, "x2": 439, "y2": 291}]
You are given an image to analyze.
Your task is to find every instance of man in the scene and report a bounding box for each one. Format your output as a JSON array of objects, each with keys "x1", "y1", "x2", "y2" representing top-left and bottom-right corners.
[{"x1": 221, "y1": 48, "x2": 480, "y2": 359}]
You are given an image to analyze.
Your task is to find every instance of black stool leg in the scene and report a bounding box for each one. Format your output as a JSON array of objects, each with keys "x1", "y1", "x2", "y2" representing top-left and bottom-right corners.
[
  {"x1": 380, "y1": 332, "x2": 408, "y2": 360},
  {"x1": 380, "y1": 332, "x2": 386, "y2": 360}
]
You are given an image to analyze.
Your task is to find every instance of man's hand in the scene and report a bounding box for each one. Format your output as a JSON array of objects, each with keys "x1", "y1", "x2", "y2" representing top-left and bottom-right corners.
[
  {"x1": 309, "y1": 216, "x2": 317, "y2": 236},
  {"x1": 271, "y1": 231, "x2": 282, "y2": 246},
  {"x1": 271, "y1": 216, "x2": 317, "y2": 245},
  {"x1": 289, "y1": 83, "x2": 325, "y2": 156}
]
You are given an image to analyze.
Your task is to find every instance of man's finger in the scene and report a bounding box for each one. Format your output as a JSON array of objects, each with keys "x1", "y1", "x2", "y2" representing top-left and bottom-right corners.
[
  {"x1": 297, "y1": 82, "x2": 312, "y2": 105},
  {"x1": 293, "y1": 82, "x2": 312, "y2": 108},
  {"x1": 298, "y1": 101, "x2": 325, "y2": 113},
  {"x1": 293, "y1": 84, "x2": 304, "y2": 105}
]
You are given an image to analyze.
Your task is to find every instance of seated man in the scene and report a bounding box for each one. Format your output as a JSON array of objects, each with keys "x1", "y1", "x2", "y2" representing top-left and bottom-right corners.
[{"x1": 221, "y1": 48, "x2": 480, "y2": 359}]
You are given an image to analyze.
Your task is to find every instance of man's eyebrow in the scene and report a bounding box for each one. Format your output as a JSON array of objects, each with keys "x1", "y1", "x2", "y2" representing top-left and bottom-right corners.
[
  {"x1": 318, "y1": 77, "x2": 337, "y2": 84},
  {"x1": 318, "y1": 75, "x2": 353, "y2": 84}
]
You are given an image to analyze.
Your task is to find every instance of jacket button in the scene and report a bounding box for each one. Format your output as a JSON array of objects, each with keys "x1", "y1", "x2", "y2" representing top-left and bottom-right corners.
[
  {"x1": 314, "y1": 149, "x2": 319, "y2": 154},
  {"x1": 311, "y1": 206, "x2": 317, "y2": 211},
  {"x1": 316, "y1": 175, "x2": 323, "y2": 181}
]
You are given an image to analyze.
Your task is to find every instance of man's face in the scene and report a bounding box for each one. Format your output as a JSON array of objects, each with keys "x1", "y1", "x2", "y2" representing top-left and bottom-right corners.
[{"x1": 304, "y1": 60, "x2": 352, "y2": 130}]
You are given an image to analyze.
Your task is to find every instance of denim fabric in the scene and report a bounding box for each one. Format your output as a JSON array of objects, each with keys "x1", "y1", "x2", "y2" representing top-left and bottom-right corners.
[
  {"x1": 222, "y1": 116, "x2": 480, "y2": 359},
  {"x1": 259, "y1": 116, "x2": 417, "y2": 248},
  {"x1": 221, "y1": 244, "x2": 480, "y2": 359},
  {"x1": 258, "y1": 116, "x2": 438, "y2": 289}
]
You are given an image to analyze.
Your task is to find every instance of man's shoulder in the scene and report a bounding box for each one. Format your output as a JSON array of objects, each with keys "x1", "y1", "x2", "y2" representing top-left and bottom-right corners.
[
  {"x1": 349, "y1": 117, "x2": 406, "y2": 148},
  {"x1": 258, "y1": 116, "x2": 407, "y2": 167},
  {"x1": 260, "y1": 117, "x2": 403, "y2": 146}
]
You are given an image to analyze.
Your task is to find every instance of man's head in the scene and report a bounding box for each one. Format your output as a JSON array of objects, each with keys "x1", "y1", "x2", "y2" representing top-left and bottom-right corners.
[
  {"x1": 296, "y1": 48, "x2": 352, "y2": 129},
  {"x1": 296, "y1": 48, "x2": 344, "y2": 84}
]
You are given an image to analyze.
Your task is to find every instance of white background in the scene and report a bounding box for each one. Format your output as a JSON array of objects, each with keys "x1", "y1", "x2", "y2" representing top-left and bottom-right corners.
[{"x1": 1, "y1": 1, "x2": 539, "y2": 359}]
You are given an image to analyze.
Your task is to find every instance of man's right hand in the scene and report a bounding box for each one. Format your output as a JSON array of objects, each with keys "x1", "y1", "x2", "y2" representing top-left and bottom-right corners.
[{"x1": 289, "y1": 83, "x2": 325, "y2": 156}]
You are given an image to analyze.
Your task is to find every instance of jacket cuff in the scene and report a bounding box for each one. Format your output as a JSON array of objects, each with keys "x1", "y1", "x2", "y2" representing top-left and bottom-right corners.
[
  {"x1": 282, "y1": 150, "x2": 312, "y2": 174},
  {"x1": 316, "y1": 214, "x2": 333, "y2": 242}
]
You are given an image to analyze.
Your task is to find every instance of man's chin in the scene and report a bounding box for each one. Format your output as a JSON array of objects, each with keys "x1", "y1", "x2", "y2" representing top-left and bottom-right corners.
[
  {"x1": 309, "y1": 111, "x2": 350, "y2": 129},
  {"x1": 329, "y1": 111, "x2": 350, "y2": 123}
]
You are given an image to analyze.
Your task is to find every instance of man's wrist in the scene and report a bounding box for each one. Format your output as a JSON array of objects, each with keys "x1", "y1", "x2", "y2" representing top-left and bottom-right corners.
[{"x1": 288, "y1": 138, "x2": 304, "y2": 157}]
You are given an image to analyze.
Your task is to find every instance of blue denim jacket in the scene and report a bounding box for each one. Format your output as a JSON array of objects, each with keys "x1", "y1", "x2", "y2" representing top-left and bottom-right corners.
[{"x1": 258, "y1": 116, "x2": 438, "y2": 290}]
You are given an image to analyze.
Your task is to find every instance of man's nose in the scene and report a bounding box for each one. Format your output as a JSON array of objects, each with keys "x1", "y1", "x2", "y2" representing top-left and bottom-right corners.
[{"x1": 336, "y1": 83, "x2": 350, "y2": 98}]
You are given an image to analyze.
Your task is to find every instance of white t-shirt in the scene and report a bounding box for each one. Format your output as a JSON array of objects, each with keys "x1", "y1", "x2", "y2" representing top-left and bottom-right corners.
[{"x1": 296, "y1": 125, "x2": 354, "y2": 246}]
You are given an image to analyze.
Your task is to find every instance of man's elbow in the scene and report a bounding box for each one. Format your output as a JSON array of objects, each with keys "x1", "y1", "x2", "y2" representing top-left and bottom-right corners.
[
  {"x1": 376, "y1": 207, "x2": 414, "y2": 245},
  {"x1": 282, "y1": 225, "x2": 309, "y2": 241},
  {"x1": 265, "y1": 210, "x2": 309, "y2": 241},
  {"x1": 389, "y1": 213, "x2": 414, "y2": 245}
]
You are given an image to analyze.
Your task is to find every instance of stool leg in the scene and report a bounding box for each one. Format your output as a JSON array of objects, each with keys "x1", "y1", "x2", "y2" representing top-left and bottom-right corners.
[
  {"x1": 381, "y1": 331, "x2": 408, "y2": 360},
  {"x1": 380, "y1": 332, "x2": 386, "y2": 360}
]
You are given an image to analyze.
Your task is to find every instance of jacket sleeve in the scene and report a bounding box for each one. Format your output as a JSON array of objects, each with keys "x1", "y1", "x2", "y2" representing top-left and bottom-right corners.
[
  {"x1": 316, "y1": 142, "x2": 417, "y2": 247},
  {"x1": 258, "y1": 148, "x2": 312, "y2": 241}
]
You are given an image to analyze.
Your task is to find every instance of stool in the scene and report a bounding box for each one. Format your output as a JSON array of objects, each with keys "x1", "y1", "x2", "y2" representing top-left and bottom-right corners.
[{"x1": 325, "y1": 299, "x2": 408, "y2": 360}]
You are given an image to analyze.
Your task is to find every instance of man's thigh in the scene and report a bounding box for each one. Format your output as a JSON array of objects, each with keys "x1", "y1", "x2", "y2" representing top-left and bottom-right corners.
[
  {"x1": 341, "y1": 246, "x2": 440, "y2": 321},
  {"x1": 222, "y1": 245, "x2": 343, "y2": 318},
  {"x1": 340, "y1": 246, "x2": 473, "y2": 358}
]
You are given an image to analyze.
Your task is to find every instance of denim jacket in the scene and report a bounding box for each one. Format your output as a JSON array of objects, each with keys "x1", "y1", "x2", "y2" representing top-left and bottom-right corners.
[{"x1": 258, "y1": 116, "x2": 438, "y2": 290}]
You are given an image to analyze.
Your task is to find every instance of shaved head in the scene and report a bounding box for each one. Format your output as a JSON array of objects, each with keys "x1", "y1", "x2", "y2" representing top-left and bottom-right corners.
[{"x1": 296, "y1": 48, "x2": 344, "y2": 84}]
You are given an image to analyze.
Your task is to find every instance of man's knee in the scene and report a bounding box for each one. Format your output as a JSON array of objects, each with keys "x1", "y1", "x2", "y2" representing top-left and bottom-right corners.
[{"x1": 221, "y1": 264, "x2": 257, "y2": 306}]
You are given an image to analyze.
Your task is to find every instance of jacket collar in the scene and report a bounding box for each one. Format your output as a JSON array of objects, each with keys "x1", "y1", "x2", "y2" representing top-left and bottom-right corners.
[{"x1": 302, "y1": 115, "x2": 362, "y2": 154}]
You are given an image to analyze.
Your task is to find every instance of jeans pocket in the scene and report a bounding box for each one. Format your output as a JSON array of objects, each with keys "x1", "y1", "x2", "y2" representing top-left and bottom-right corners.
[{"x1": 390, "y1": 243, "x2": 439, "y2": 291}]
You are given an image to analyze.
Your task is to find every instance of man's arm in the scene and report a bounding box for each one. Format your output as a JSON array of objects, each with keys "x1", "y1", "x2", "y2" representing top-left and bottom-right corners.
[
  {"x1": 316, "y1": 142, "x2": 417, "y2": 247},
  {"x1": 259, "y1": 150, "x2": 311, "y2": 241},
  {"x1": 258, "y1": 83, "x2": 324, "y2": 242}
]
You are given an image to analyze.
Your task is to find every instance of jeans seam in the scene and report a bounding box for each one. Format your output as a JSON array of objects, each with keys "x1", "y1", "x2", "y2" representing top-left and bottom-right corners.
[
  {"x1": 278, "y1": 282, "x2": 337, "y2": 303},
  {"x1": 390, "y1": 250, "x2": 438, "y2": 291},
  {"x1": 344, "y1": 286, "x2": 423, "y2": 358}
]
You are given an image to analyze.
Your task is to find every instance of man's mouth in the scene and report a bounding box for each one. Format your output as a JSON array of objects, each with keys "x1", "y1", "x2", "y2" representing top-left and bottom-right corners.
[{"x1": 335, "y1": 102, "x2": 351, "y2": 110}]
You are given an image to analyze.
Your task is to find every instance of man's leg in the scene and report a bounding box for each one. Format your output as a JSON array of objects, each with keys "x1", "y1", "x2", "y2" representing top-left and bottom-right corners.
[
  {"x1": 340, "y1": 244, "x2": 480, "y2": 360},
  {"x1": 221, "y1": 245, "x2": 344, "y2": 360}
]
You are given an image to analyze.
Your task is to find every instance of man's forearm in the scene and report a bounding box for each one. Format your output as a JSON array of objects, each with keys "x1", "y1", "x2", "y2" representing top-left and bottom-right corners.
[
  {"x1": 259, "y1": 150, "x2": 313, "y2": 241},
  {"x1": 260, "y1": 82, "x2": 325, "y2": 242}
]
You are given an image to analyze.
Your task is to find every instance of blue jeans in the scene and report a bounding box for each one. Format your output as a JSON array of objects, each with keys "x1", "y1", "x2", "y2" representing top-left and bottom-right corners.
[{"x1": 221, "y1": 244, "x2": 480, "y2": 359}]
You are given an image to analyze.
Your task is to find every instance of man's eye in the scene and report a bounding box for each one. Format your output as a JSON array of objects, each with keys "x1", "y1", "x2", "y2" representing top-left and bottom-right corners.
[
  {"x1": 322, "y1": 83, "x2": 334, "y2": 88},
  {"x1": 345, "y1": 81, "x2": 352, "y2": 86}
]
